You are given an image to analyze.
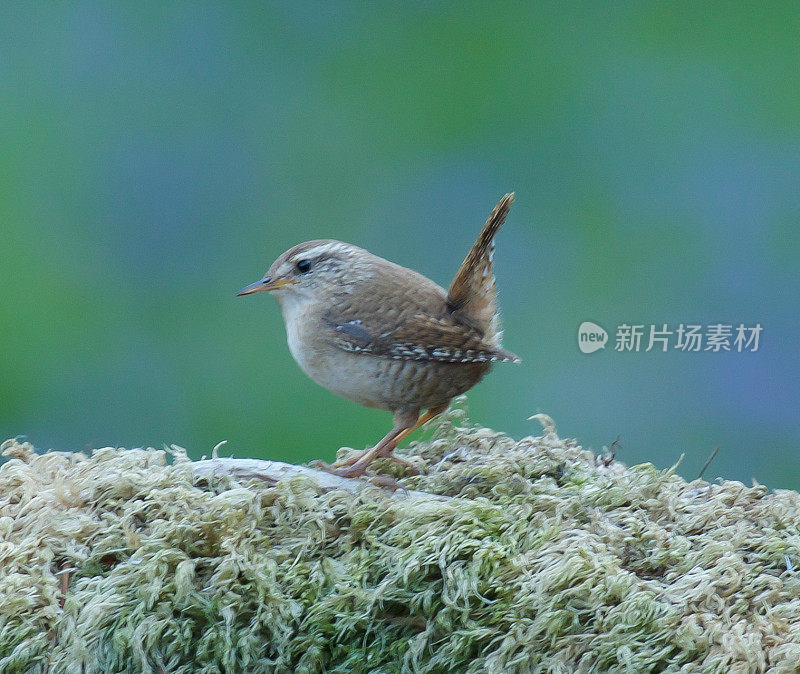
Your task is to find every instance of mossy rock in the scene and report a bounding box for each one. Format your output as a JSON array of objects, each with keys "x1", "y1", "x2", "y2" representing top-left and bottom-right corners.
[{"x1": 1, "y1": 410, "x2": 799, "y2": 673}]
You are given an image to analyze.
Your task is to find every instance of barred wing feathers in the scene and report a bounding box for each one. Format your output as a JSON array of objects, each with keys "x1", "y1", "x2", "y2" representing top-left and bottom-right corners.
[{"x1": 324, "y1": 310, "x2": 520, "y2": 364}]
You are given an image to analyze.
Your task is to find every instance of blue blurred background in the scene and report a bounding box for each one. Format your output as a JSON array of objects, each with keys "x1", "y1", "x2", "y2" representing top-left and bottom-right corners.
[{"x1": 2, "y1": 3, "x2": 798, "y2": 489}]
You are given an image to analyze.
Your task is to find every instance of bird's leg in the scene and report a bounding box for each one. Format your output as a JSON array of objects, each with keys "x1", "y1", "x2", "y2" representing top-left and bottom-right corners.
[
  {"x1": 313, "y1": 407, "x2": 417, "y2": 477},
  {"x1": 325, "y1": 407, "x2": 417, "y2": 470},
  {"x1": 329, "y1": 427, "x2": 409, "y2": 478},
  {"x1": 330, "y1": 403, "x2": 450, "y2": 469},
  {"x1": 329, "y1": 435, "x2": 411, "y2": 469},
  {"x1": 309, "y1": 427, "x2": 405, "y2": 477},
  {"x1": 320, "y1": 403, "x2": 449, "y2": 478},
  {"x1": 390, "y1": 402, "x2": 449, "y2": 448}
]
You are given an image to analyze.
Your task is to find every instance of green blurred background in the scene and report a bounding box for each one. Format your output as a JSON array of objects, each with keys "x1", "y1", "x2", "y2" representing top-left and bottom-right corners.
[{"x1": 2, "y1": 3, "x2": 798, "y2": 489}]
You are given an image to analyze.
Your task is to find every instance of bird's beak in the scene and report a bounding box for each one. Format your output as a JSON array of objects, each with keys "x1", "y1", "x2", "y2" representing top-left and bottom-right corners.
[{"x1": 236, "y1": 276, "x2": 297, "y2": 296}]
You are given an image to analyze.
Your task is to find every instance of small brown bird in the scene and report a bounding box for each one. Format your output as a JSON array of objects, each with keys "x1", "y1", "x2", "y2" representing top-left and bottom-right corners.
[{"x1": 238, "y1": 193, "x2": 519, "y2": 478}]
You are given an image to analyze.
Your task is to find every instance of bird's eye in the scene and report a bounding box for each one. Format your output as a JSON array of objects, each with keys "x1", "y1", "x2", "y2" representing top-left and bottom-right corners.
[{"x1": 295, "y1": 259, "x2": 312, "y2": 274}]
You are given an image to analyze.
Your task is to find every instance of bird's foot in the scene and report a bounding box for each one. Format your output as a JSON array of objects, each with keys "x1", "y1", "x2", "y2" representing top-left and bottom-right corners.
[
  {"x1": 328, "y1": 446, "x2": 420, "y2": 475},
  {"x1": 316, "y1": 455, "x2": 419, "y2": 477},
  {"x1": 308, "y1": 460, "x2": 407, "y2": 491},
  {"x1": 310, "y1": 455, "x2": 418, "y2": 481},
  {"x1": 308, "y1": 460, "x2": 369, "y2": 479}
]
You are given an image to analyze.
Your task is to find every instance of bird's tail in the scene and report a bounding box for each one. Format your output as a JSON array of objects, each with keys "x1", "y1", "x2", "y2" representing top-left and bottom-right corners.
[{"x1": 447, "y1": 193, "x2": 514, "y2": 344}]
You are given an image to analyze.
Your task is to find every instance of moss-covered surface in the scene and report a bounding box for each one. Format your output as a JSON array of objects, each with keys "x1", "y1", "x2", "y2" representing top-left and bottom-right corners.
[{"x1": 2, "y1": 410, "x2": 800, "y2": 673}]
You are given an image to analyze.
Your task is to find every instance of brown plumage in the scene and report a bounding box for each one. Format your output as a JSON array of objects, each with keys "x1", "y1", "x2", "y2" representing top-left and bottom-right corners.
[
  {"x1": 447, "y1": 192, "x2": 514, "y2": 341},
  {"x1": 238, "y1": 193, "x2": 519, "y2": 480}
]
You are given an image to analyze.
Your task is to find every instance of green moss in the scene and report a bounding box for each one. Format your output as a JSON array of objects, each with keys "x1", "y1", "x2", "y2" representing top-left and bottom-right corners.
[{"x1": 2, "y1": 409, "x2": 800, "y2": 672}]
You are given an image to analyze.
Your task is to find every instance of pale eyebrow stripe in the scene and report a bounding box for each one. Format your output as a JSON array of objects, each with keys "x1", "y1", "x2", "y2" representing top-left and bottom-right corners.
[{"x1": 293, "y1": 243, "x2": 348, "y2": 260}]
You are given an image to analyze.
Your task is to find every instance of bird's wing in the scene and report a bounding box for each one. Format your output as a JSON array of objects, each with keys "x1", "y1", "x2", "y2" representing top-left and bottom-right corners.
[{"x1": 323, "y1": 307, "x2": 520, "y2": 364}]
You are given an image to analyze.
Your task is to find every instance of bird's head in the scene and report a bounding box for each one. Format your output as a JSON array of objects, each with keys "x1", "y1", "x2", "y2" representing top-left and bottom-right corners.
[{"x1": 237, "y1": 239, "x2": 371, "y2": 307}]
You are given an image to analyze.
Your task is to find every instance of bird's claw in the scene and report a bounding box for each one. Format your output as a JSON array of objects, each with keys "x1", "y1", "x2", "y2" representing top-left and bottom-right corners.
[
  {"x1": 308, "y1": 459, "x2": 364, "y2": 478},
  {"x1": 308, "y1": 459, "x2": 410, "y2": 491},
  {"x1": 311, "y1": 457, "x2": 419, "y2": 478}
]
